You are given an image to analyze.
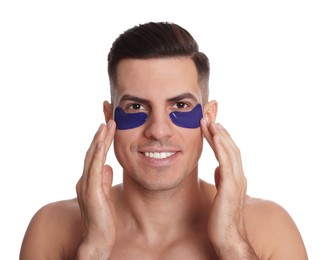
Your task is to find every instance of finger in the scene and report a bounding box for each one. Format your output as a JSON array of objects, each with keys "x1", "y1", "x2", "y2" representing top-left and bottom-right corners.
[
  {"x1": 214, "y1": 166, "x2": 221, "y2": 188},
  {"x1": 201, "y1": 119, "x2": 223, "y2": 164},
  {"x1": 76, "y1": 177, "x2": 84, "y2": 209},
  {"x1": 102, "y1": 165, "x2": 113, "y2": 197},
  {"x1": 201, "y1": 120, "x2": 227, "y2": 167},
  {"x1": 83, "y1": 124, "x2": 107, "y2": 183},
  {"x1": 214, "y1": 123, "x2": 239, "y2": 152},
  {"x1": 200, "y1": 118, "x2": 214, "y2": 149},
  {"x1": 76, "y1": 140, "x2": 106, "y2": 225},
  {"x1": 211, "y1": 124, "x2": 243, "y2": 182},
  {"x1": 103, "y1": 120, "x2": 116, "y2": 160},
  {"x1": 80, "y1": 121, "x2": 116, "y2": 198},
  {"x1": 200, "y1": 121, "x2": 231, "y2": 166},
  {"x1": 82, "y1": 121, "x2": 115, "y2": 187},
  {"x1": 210, "y1": 124, "x2": 238, "y2": 175},
  {"x1": 212, "y1": 128, "x2": 232, "y2": 172},
  {"x1": 216, "y1": 124, "x2": 244, "y2": 175},
  {"x1": 86, "y1": 141, "x2": 106, "y2": 196}
]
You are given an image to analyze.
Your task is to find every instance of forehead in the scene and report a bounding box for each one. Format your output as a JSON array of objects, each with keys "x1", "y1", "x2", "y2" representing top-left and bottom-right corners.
[{"x1": 114, "y1": 57, "x2": 201, "y2": 103}]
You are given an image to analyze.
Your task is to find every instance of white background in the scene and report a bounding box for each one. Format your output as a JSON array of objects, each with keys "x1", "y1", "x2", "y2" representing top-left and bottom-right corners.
[{"x1": 1, "y1": 0, "x2": 319, "y2": 259}]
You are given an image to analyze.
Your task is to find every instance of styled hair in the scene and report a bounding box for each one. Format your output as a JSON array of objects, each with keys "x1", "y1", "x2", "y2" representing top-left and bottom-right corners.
[{"x1": 107, "y1": 22, "x2": 210, "y2": 102}]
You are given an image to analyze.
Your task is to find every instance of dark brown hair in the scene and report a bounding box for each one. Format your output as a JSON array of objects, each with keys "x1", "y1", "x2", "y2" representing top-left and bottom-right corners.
[{"x1": 107, "y1": 22, "x2": 210, "y2": 102}]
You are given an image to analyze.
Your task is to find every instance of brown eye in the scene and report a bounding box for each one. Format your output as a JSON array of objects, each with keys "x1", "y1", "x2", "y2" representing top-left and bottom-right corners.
[
  {"x1": 131, "y1": 104, "x2": 141, "y2": 110},
  {"x1": 128, "y1": 103, "x2": 146, "y2": 111},
  {"x1": 174, "y1": 102, "x2": 188, "y2": 109}
]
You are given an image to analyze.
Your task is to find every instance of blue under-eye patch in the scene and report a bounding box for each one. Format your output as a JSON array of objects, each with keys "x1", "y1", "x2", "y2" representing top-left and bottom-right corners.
[
  {"x1": 169, "y1": 103, "x2": 203, "y2": 128},
  {"x1": 114, "y1": 107, "x2": 148, "y2": 130},
  {"x1": 114, "y1": 103, "x2": 203, "y2": 130}
]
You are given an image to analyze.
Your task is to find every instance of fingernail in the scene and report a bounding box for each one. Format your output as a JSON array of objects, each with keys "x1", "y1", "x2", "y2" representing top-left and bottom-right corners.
[{"x1": 215, "y1": 123, "x2": 223, "y2": 129}]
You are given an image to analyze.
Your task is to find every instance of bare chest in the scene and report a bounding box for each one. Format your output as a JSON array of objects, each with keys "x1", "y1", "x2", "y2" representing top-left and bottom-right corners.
[{"x1": 110, "y1": 232, "x2": 218, "y2": 260}]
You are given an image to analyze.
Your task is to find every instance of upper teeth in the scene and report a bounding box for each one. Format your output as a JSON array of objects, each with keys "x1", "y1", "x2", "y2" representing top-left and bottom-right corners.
[{"x1": 144, "y1": 152, "x2": 175, "y2": 159}]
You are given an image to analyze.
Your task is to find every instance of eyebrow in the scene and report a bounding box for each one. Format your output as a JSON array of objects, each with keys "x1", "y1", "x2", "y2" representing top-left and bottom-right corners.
[
  {"x1": 118, "y1": 95, "x2": 150, "y2": 105},
  {"x1": 118, "y1": 93, "x2": 199, "y2": 105},
  {"x1": 167, "y1": 93, "x2": 198, "y2": 103}
]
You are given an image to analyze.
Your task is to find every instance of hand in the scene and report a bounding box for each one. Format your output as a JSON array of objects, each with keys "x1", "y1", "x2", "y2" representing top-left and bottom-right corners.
[
  {"x1": 201, "y1": 120, "x2": 258, "y2": 259},
  {"x1": 76, "y1": 121, "x2": 117, "y2": 258}
]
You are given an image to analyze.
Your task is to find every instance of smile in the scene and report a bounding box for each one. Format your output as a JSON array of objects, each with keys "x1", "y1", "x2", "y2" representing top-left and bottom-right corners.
[{"x1": 144, "y1": 152, "x2": 176, "y2": 159}]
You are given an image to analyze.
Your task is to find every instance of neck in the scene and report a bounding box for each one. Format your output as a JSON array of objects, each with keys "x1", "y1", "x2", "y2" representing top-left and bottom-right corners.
[{"x1": 119, "y1": 171, "x2": 210, "y2": 244}]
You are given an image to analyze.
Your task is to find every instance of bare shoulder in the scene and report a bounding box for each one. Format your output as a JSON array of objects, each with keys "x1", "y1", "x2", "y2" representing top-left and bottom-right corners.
[
  {"x1": 199, "y1": 180, "x2": 307, "y2": 259},
  {"x1": 20, "y1": 198, "x2": 83, "y2": 260},
  {"x1": 244, "y1": 196, "x2": 308, "y2": 259}
]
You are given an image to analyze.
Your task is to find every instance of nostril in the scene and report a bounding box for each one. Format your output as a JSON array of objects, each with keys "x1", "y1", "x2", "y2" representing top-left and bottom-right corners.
[{"x1": 143, "y1": 116, "x2": 174, "y2": 140}]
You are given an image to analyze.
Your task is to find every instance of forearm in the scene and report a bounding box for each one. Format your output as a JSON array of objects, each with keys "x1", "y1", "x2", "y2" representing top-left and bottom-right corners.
[
  {"x1": 214, "y1": 240, "x2": 259, "y2": 260},
  {"x1": 76, "y1": 243, "x2": 112, "y2": 260},
  {"x1": 210, "y1": 229, "x2": 259, "y2": 260}
]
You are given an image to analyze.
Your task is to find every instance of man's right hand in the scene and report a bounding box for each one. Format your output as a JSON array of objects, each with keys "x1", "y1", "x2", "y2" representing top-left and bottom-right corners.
[{"x1": 76, "y1": 121, "x2": 117, "y2": 259}]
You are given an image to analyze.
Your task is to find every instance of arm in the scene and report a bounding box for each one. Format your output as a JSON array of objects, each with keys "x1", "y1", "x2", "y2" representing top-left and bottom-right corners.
[
  {"x1": 76, "y1": 121, "x2": 117, "y2": 260},
  {"x1": 201, "y1": 121, "x2": 258, "y2": 259},
  {"x1": 200, "y1": 121, "x2": 307, "y2": 259},
  {"x1": 20, "y1": 122, "x2": 117, "y2": 260}
]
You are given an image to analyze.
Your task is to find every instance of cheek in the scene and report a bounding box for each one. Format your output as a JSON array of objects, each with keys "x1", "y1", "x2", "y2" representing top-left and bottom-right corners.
[
  {"x1": 113, "y1": 130, "x2": 139, "y2": 166},
  {"x1": 180, "y1": 129, "x2": 203, "y2": 158},
  {"x1": 114, "y1": 131, "x2": 129, "y2": 155}
]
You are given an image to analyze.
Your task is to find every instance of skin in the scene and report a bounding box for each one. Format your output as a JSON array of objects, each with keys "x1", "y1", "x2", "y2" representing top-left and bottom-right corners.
[{"x1": 20, "y1": 58, "x2": 308, "y2": 259}]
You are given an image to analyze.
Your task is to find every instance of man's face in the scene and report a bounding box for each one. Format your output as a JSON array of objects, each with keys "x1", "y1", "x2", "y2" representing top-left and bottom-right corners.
[{"x1": 113, "y1": 57, "x2": 204, "y2": 191}]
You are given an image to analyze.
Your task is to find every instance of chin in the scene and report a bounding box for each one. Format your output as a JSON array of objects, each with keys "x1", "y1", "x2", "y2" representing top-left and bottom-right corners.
[
  {"x1": 140, "y1": 180, "x2": 182, "y2": 192},
  {"x1": 125, "y1": 168, "x2": 196, "y2": 193}
]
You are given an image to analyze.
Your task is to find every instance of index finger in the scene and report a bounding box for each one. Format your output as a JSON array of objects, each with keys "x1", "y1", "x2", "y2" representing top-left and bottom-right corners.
[
  {"x1": 82, "y1": 120, "x2": 116, "y2": 183},
  {"x1": 103, "y1": 120, "x2": 116, "y2": 160}
]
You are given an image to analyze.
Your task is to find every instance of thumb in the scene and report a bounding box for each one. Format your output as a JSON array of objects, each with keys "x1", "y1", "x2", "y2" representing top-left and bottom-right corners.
[
  {"x1": 214, "y1": 166, "x2": 221, "y2": 188},
  {"x1": 102, "y1": 165, "x2": 113, "y2": 197}
]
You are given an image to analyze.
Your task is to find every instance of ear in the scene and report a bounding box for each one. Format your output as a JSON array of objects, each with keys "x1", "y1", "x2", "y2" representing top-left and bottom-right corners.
[
  {"x1": 203, "y1": 100, "x2": 218, "y2": 125},
  {"x1": 103, "y1": 101, "x2": 113, "y2": 123}
]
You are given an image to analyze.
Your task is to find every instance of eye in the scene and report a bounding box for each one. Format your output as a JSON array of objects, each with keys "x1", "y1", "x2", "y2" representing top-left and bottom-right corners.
[
  {"x1": 127, "y1": 103, "x2": 146, "y2": 111},
  {"x1": 172, "y1": 102, "x2": 189, "y2": 110}
]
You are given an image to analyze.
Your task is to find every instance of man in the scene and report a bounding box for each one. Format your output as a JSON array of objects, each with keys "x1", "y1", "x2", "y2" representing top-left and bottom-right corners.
[{"x1": 20, "y1": 22, "x2": 307, "y2": 259}]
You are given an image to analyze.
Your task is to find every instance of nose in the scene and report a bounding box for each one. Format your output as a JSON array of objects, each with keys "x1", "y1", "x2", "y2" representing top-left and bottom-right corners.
[{"x1": 143, "y1": 109, "x2": 174, "y2": 140}]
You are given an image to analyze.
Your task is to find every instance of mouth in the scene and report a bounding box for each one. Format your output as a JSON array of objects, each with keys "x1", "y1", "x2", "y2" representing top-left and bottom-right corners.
[{"x1": 143, "y1": 151, "x2": 176, "y2": 160}]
